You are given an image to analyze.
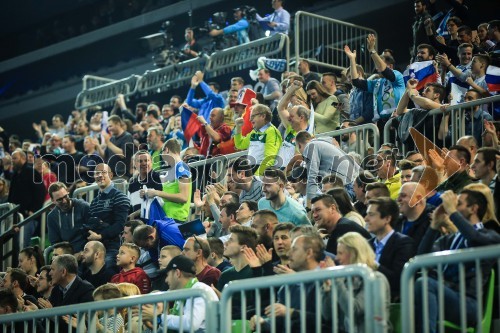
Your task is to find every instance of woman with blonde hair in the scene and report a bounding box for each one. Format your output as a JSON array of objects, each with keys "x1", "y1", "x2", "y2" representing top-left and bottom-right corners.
[
  {"x1": 0, "y1": 177, "x2": 9, "y2": 203},
  {"x1": 322, "y1": 232, "x2": 391, "y2": 333}
]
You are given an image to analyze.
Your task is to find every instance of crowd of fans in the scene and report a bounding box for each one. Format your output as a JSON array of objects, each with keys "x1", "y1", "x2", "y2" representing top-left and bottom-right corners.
[{"x1": 0, "y1": 1, "x2": 500, "y2": 332}]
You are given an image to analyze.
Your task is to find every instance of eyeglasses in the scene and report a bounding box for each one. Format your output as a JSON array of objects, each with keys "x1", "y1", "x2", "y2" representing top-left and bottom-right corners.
[
  {"x1": 93, "y1": 171, "x2": 109, "y2": 176},
  {"x1": 55, "y1": 194, "x2": 70, "y2": 203},
  {"x1": 193, "y1": 235, "x2": 204, "y2": 251}
]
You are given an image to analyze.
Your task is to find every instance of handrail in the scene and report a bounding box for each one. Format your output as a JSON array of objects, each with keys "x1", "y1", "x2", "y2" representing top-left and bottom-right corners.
[
  {"x1": 383, "y1": 94, "x2": 500, "y2": 147},
  {"x1": 81, "y1": 74, "x2": 117, "y2": 90},
  {"x1": 0, "y1": 287, "x2": 218, "y2": 333},
  {"x1": 294, "y1": 11, "x2": 377, "y2": 73},
  {"x1": 317, "y1": 123, "x2": 380, "y2": 158},
  {"x1": 220, "y1": 264, "x2": 387, "y2": 333},
  {"x1": 400, "y1": 244, "x2": 500, "y2": 333},
  {"x1": 0, "y1": 203, "x2": 53, "y2": 242},
  {"x1": 0, "y1": 203, "x2": 20, "y2": 223}
]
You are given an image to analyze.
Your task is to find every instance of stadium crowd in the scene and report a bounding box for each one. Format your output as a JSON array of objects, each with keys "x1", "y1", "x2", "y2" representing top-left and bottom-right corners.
[{"x1": 0, "y1": 1, "x2": 500, "y2": 332}]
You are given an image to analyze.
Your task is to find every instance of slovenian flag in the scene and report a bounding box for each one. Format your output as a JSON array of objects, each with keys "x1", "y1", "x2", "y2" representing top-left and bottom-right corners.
[
  {"x1": 486, "y1": 65, "x2": 500, "y2": 92},
  {"x1": 403, "y1": 61, "x2": 439, "y2": 90},
  {"x1": 181, "y1": 106, "x2": 201, "y2": 144}
]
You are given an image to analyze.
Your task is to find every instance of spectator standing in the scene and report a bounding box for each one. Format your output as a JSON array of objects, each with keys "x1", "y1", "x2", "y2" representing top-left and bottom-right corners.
[
  {"x1": 298, "y1": 59, "x2": 321, "y2": 86},
  {"x1": 257, "y1": 69, "x2": 282, "y2": 111},
  {"x1": 411, "y1": 0, "x2": 432, "y2": 61},
  {"x1": 256, "y1": 0, "x2": 290, "y2": 36},
  {"x1": 209, "y1": 8, "x2": 249, "y2": 45},
  {"x1": 306, "y1": 80, "x2": 340, "y2": 133}
]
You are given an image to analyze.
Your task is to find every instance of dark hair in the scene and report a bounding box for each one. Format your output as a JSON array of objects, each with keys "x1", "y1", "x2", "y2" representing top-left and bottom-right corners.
[
  {"x1": 355, "y1": 170, "x2": 376, "y2": 189},
  {"x1": 457, "y1": 25, "x2": 472, "y2": 36},
  {"x1": 252, "y1": 209, "x2": 279, "y2": 224},
  {"x1": 398, "y1": 159, "x2": 417, "y2": 171},
  {"x1": 273, "y1": 222, "x2": 295, "y2": 237},
  {"x1": 229, "y1": 156, "x2": 254, "y2": 177},
  {"x1": 310, "y1": 194, "x2": 338, "y2": 208},
  {"x1": 133, "y1": 225, "x2": 155, "y2": 247},
  {"x1": 321, "y1": 174, "x2": 344, "y2": 187},
  {"x1": 222, "y1": 191, "x2": 240, "y2": 206},
  {"x1": 378, "y1": 149, "x2": 397, "y2": 167},
  {"x1": 305, "y1": 80, "x2": 332, "y2": 100},
  {"x1": 322, "y1": 72, "x2": 337, "y2": 82},
  {"x1": 63, "y1": 135, "x2": 76, "y2": 144},
  {"x1": 222, "y1": 202, "x2": 240, "y2": 220},
  {"x1": 163, "y1": 138, "x2": 181, "y2": 154},
  {"x1": 417, "y1": 43, "x2": 436, "y2": 58},
  {"x1": 405, "y1": 151, "x2": 419, "y2": 159},
  {"x1": 8, "y1": 268, "x2": 28, "y2": 291},
  {"x1": 229, "y1": 225, "x2": 258, "y2": 251},
  {"x1": 367, "y1": 197, "x2": 400, "y2": 228},
  {"x1": 208, "y1": 82, "x2": 220, "y2": 92},
  {"x1": 146, "y1": 109, "x2": 159, "y2": 119},
  {"x1": 263, "y1": 167, "x2": 286, "y2": 184},
  {"x1": 488, "y1": 20, "x2": 500, "y2": 31},
  {"x1": 241, "y1": 200, "x2": 258, "y2": 212},
  {"x1": 295, "y1": 130, "x2": 313, "y2": 145},
  {"x1": 473, "y1": 54, "x2": 491, "y2": 68},
  {"x1": 425, "y1": 82, "x2": 446, "y2": 102},
  {"x1": 326, "y1": 188, "x2": 356, "y2": 215},
  {"x1": 53, "y1": 241, "x2": 74, "y2": 255},
  {"x1": 449, "y1": 145, "x2": 471, "y2": 165},
  {"x1": 460, "y1": 189, "x2": 487, "y2": 221},
  {"x1": 0, "y1": 289, "x2": 18, "y2": 313},
  {"x1": 48, "y1": 182, "x2": 68, "y2": 199},
  {"x1": 447, "y1": 16, "x2": 463, "y2": 27},
  {"x1": 20, "y1": 246, "x2": 45, "y2": 270},
  {"x1": 365, "y1": 182, "x2": 391, "y2": 197},
  {"x1": 124, "y1": 219, "x2": 145, "y2": 234},
  {"x1": 476, "y1": 148, "x2": 499, "y2": 171},
  {"x1": 207, "y1": 238, "x2": 225, "y2": 258},
  {"x1": 40, "y1": 265, "x2": 52, "y2": 283}
]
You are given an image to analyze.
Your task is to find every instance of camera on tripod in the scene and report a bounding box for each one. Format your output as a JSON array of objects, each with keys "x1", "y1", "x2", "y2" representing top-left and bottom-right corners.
[{"x1": 141, "y1": 20, "x2": 180, "y2": 68}]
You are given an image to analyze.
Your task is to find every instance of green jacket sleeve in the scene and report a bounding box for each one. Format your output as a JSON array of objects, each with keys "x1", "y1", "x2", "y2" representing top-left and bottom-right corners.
[{"x1": 234, "y1": 131, "x2": 251, "y2": 150}]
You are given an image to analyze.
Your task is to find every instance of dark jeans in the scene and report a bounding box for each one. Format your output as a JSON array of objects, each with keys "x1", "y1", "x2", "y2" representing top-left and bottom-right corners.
[{"x1": 414, "y1": 276, "x2": 477, "y2": 333}]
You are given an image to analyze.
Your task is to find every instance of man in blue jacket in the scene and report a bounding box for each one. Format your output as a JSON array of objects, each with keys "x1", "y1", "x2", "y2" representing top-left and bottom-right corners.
[
  {"x1": 209, "y1": 8, "x2": 249, "y2": 45},
  {"x1": 186, "y1": 71, "x2": 225, "y2": 125}
]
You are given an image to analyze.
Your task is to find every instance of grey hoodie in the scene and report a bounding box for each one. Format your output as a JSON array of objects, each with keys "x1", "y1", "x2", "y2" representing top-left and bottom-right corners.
[{"x1": 302, "y1": 137, "x2": 360, "y2": 200}]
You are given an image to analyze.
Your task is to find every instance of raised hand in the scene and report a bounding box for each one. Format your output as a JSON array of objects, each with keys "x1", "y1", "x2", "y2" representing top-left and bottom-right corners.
[
  {"x1": 344, "y1": 45, "x2": 356, "y2": 60},
  {"x1": 366, "y1": 34, "x2": 376, "y2": 52}
]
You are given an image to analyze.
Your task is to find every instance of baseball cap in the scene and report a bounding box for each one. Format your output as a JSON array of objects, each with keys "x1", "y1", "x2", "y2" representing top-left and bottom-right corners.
[{"x1": 165, "y1": 255, "x2": 196, "y2": 274}]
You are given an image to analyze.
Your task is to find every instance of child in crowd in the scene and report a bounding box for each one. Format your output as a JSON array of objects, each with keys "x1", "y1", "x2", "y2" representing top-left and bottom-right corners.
[{"x1": 111, "y1": 243, "x2": 151, "y2": 294}]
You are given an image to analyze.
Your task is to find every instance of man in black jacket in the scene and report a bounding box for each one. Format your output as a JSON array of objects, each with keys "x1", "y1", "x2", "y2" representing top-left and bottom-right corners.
[
  {"x1": 366, "y1": 197, "x2": 416, "y2": 301},
  {"x1": 311, "y1": 194, "x2": 371, "y2": 255},
  {"x1": 36, "y1": 254, "x2": 94, "y2": 332},
  {"x1": 6, "y1": 149, "x2": 46, "y2": 247}
]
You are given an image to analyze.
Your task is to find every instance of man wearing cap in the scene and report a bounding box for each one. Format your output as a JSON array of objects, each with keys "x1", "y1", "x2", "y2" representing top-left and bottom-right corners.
[
  {"x1": 234, "y1": 104, "x2": 283, "y2": 176},
  {"x1": 137, "y1": 255, "x2": 219, "y2": 332},
  {"x1": 209, "y1": 7, "x2": 249, "y2": 45}
]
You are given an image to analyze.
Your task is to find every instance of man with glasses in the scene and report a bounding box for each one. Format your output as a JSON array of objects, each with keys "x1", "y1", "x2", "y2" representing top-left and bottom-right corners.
[
  {"x1": 234, "y1": 104, "x2": 282, "y2": 176},
  {"x1": 47, "y1": 182, "x2": 90, "y2": 254}
]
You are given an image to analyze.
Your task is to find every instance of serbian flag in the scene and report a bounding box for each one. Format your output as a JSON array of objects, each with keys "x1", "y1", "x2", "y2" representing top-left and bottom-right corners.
[
  {"x1": 403, "y1": 61, "x2": 439, "y2": 90},
  {"x1": 486, "y1": 65, "x2": 500, "y2": 92},
  {"x1": 181, "y1": 107, "x2": 201, "y2": 144}
]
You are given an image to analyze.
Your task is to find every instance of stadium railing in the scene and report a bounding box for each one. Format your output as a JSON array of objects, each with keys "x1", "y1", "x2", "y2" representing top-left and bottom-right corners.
[
  {"x1": 0, "y1": 287, "x2": 218, "y2": 333},
  {"x1": 0, "y1": 203, "x2": 21, "y2": 271},
  {"x1": 72, "y1": 179, "x2": 129, "y2": 204},
  {"x1": 294, "y1": 11, "x2": 377, "y2": 73},
  {"x1": 383, "y1": 94, "x2": 500, "y2": 157},
  {"x1": 400, "y1": 244, "x2": 500, "y2": 333},
  {"x1": 218, "y1": 263, "x2": 388, "y2": 333}
]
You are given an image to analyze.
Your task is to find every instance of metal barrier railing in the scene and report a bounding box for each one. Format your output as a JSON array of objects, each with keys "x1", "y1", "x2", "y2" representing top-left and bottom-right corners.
[
  {"x1": 400, "y1": 244, "x2": 500, "y2": 333},
  {"x1": 0, "y1": 287, "x2": 218, "y2": 333},
  {"x1": 0, "y1": 203, "x2": 20, "y2": 271},
  {"x1": 81, "y1": 75, "x2": 117, "y2": 90},
  {"x1": 74, "y1": 74, "x2": 141, "y2": 110},
  {"x1": 137, "y1": 56, "x2": 209, "y2": 97},
  {"x1": 294, "y1": 11, "x2": 377, "y2": 73},
  {"x1": 220, "y1": 264, "x2": 388, "y2": 333},
  {"x1": 205, "y1": 33, "x2": 290, "y2": 76},
  {"x1": 318, "y1": 123, "x2": 380, "y2": 159},
  {"x1": 383, "y1": 95, "x2": 500, "y2": 157}
]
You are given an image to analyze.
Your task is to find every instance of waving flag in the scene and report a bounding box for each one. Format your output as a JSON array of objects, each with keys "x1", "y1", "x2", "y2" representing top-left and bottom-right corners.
[
  {"x1": 403, "y1": 61, "x2": 439, "y2": 90},
  {"x1": 449, "y1": 75, "x2": 470, "y2": 105},
  {"x1": 181, "y1": 106, "x2": 201, "y2": 144},
  {"x1": 486, "y1": 65, "x2": 500, "y2": 92}
]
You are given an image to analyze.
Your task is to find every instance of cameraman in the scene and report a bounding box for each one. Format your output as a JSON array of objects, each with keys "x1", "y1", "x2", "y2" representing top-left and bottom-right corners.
[
  {"x1": 256, "y1": 0, "x2": 290, "y2": 35},
  {"x1": 181, "y1": 27, "x2": 201, "y2": 61},
  {"x1": 209, "y1": 7, "x2": 249, "y2": 45},
  {"x1": 47, "y1": 182, "x2": 90, "y2": 256}
]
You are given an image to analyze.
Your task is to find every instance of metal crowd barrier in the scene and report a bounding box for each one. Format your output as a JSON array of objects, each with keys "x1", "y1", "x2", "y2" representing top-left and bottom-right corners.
[
  {"x1": 0, "y1": 203, "x2": 21, "y2": 271},
  {"x1": 294, "y1": 11, "x2": 377, "y2": 74},
  {"x1": 0, "y1": 288, "x2": 218, "y2": 333},
  {"x1": 81, "y1": 75, "x2": 117, "y2": 90},
  {"x1": 220, "y1": 264, "x2": 388, "y2": 333},
  {"x1": 137, "y1": 56, "x2": 209, "y2": 97},
  {"x1": 74, "y1": 74, "x2": 141, "y2": 110},
  {"x1": 383, "y1": 94, "x2": 500, "y2": 157},
  {"x1": 205, "y1": 33, "x2": 290, "y2": 77},
  {"x1": 318, "y1": 123, "x2": 380, "y2": 159},
  {"x1": 400, "y1": 244, "x2": 500, "y2": 333}
]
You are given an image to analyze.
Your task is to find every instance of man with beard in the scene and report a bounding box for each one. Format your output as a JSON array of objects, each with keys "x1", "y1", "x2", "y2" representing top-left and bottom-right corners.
[
  {"x1": 411, "y1": 0, "x2": 432, "y2": 62},
  {"x1": 35, "y1": 265, "x2": 53, "y2": 300},
  {"x1": 258, "y1": 168, "x2": 310, "y2": 226},
  {"x1": 47, "y1": 182, "x2": 90, "y2": 254},
  {"x1": 180, "y1": 27, "x2": 201, "y2": 61},
  {"x1": 98, "y1": 115, "x2": 134, "y2": 178},
  {"x1": 127, "y1": 151, "x2": 162, "y2": 217},
  {"x1": 251, "y1": 210, "x2": 279, "y2": 250},
  {"x1": 80, "y1": 241, "x2": 115, "y2": 288}
]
